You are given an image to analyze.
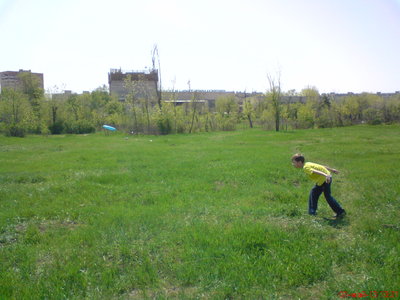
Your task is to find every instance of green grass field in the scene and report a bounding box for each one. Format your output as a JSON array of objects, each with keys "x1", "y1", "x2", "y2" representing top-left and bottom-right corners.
[{"x1": 1, "y1": 125, "x2": 399, "y2": 299}]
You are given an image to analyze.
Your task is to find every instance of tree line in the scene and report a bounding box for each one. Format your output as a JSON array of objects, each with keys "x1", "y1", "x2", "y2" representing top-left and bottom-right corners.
[{"x1": 1, "y1": 74, "x2": 399, "y2": 137}]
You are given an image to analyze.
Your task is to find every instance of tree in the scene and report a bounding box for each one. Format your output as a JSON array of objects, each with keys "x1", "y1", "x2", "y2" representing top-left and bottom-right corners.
[
  {"x1": 254, "y1": 95, "x2": 267, "y2": 119},
  {"x1": 45, "y1": 86, "x2": 66, "y2": 134},
  {"x1": 152, "y1": 44, "x2": 162, "y2": 109},
  {"x1": 297, "y1": 103, "x2": 314, "y2": 129},
  {"x1": 301, "y1": 86, "x2": 319, "y2": 104},
  {"x1": 341, "y1": 96, "x2": 361, "y2": 125},
  {"x1": 282, "y1": 89, "x2": 298, "y2": 129},
  {"x1": 18, "y1": 72, "x2": 44, "y2": 104},
  {"x1": 216, "y1": 95, "x2": 238, "y2": 116},
  {"x1": 170, "y1": 78, "x2": 178, "y2": 134},
  {"x1": 189, "y1": 88, "x2": 199, "y2": 134},
  {"x1": 104, "y1": 98, "x2": 124, "y2": 128},
  {"x1": 47, "y1": 96, "x2": 63, "y2": 134},
  {"x1": 18, "y1": 72, "x2": 46, "y2": 132},
  {"x1": 215, "y1": 95, "x2": 239, "y2": 131},
  {"x1": 267, "y1": 72, "x2": 282, "y2": 131},
  {"x1": 0, "y1": 89, "x2": 33, "y2": 137},
  {"x1": 90, "y1": 86, "x2": 112, "y2": 110},
  {"x1": 384, "y1": 95, "x2": 400, "y2": 123},
  {"x1": 124, "y1": 73, "x2": 156, "y2": 134},
  {"x1": 243, "y1": 94, "x2": 255, "y2": 128},
  {"x1": 124, "y1": 75, "x2": 140, "y2": 134},
  {"x1": 88, "y1": 86, "x2": 115, "y2": 128},
  {"x1": 66, "y1": 94, "x2": 81, "y2": 121}
]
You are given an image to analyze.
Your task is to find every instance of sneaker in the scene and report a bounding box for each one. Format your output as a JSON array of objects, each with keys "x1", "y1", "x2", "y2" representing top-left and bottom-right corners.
[{"x1": 334, "y1": 210, "x2": 346, "y2": 218}]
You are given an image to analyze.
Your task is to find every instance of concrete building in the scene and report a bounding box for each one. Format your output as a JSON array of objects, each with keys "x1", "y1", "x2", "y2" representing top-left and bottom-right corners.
[
  {"x1": 162, "y1": 90, "x2": 265, "y2": 110},
  {"x1": 163, "y1": 99, "x2": 210, "y2": 110},
  {"x1": 51, "y1": 90, "x2": 75, "y2": 101},
  {"x1": 108, "y1": 68, "x2": 158, "y2": 102},
  {"x1": 0, "y1": 69, "x2": 44, "y2": 92}
]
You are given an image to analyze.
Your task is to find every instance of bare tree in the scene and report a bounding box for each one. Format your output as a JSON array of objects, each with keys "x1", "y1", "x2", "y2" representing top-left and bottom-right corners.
[
  {"x1": 188, "y1": 81, "x2": 199, "y2": 134},
  {"x1": 267, "y1": 72, "x2": 282, "y2": 131},
  {"x1": 243, "y1": 90, "x2": 254, "y2": 128},
  {"x1": 152, "y1": 45, "x2": 162, "y2": 109},
  {"x1": 170, "y1": 77, "x2": 178, "y2": 134},
  {"x1": 124, "y1": 75, "x2": 141, "y2": 133}
]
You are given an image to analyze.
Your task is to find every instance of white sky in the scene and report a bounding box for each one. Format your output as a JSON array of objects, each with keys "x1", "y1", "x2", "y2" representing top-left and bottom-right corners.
[{"x1": 1, "y1": 0, "x2": 399, "y2": 94}]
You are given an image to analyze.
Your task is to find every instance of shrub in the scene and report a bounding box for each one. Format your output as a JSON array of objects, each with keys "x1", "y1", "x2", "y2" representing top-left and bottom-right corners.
[
  {"x1": 368, "y1": 119, "x2": 382, "y2": 125},
  {"x1": 64, "y1": 120, "x2": 96, "y2": 134},
  {"x1": 157, "y1": 118, "x2": 172, "y2": 135},
  {"x1": 48, "y1": 121, "x2": 65, "y2": 134},
  {"x1": 40, "y1": 123, "x2": 50, "y2": 136},
  {"x1": 364, "y1": 108, "x2": 383, "y2": 125},
  {"x1": 5, "y1": 124, "x2": 26, "y2": 137},
  {"x1": 216, "y1": 114, "x2": 237, "y2": 131}
]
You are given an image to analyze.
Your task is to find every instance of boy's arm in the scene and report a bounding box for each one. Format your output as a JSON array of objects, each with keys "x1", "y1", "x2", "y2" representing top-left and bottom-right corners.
[{"x1": 324, "y1": 166, "x2": 339, "y2": 174}]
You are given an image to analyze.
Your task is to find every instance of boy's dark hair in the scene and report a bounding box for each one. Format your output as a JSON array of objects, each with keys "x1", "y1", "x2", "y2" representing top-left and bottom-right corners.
[{"x1": 292, "y1": 153, "x2": 305, "y2": 163}]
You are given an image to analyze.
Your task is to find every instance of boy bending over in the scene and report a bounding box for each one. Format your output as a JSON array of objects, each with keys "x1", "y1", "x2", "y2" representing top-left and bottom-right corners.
[{"x1": 292, "y1": 154, "x2": 346, "y2": 218}]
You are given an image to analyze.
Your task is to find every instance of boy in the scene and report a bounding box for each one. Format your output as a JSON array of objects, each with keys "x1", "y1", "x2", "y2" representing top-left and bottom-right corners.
[{"x1": 291, "y1": 154, "x2": 346, "y2": 218}]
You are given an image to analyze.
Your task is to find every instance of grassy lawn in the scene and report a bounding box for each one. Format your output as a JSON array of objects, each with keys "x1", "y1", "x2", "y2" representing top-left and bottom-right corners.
[{"x1": 0, "y1": 125, "x2": 399, "y2": 299}]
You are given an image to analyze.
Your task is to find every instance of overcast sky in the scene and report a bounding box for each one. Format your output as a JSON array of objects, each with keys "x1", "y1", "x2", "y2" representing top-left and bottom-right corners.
[{"x1": 1, "y1": 0, "x2": 399, "y2": 94}]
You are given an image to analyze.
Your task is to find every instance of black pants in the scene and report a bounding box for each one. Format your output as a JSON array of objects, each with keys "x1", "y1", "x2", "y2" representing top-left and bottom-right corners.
[{"x1": 308, "y1": 179, "x2": 344, "y2": 215}]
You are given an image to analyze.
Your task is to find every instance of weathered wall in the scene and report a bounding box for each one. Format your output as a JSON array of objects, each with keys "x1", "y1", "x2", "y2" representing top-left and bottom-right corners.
[
  {"x1": 0, "y1": 70, "x2": 44, "y2": 92},
  {"x1": 108, "y1": 69, "x2": 158, "y2": 102}
]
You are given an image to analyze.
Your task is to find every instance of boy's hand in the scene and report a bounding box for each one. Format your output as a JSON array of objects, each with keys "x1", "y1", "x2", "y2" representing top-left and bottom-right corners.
[
  {"x1": 326, "y1": 175, "x2": 332, "y2": 183},
  {"x1": 331, "y1": 169, "x2": 339, "y2": 174},
  {"x1": 325, "y1": 166, "x2": 339, "y2": 174}
]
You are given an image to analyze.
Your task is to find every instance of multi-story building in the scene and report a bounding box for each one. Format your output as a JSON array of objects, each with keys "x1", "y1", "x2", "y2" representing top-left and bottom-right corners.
[
  {"x1": 108, "y1": 68, "x2": 158, "y2": 102},
  {"x1": 0, "y1": 69, "x2": 44, "y2": 92}
]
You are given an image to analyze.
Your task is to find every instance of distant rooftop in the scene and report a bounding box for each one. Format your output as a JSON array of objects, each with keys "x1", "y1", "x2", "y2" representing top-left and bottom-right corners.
[{"x1": 109, "y1": 68, "x2": 156, "y2": 75}]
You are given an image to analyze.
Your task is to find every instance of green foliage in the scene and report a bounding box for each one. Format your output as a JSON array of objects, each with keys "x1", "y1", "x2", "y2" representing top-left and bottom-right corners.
[
  {"x1": 48, "y1": 120, "x2": 65, "y2": 135},
  {"x1": 0, "y1": 89, "x2": 34, "y2": 136},
  {"x1": 89, "y1": 86, "x2": 113, "y2": 110},
  {"x1": 267, "y1": 73, "x2": 282, "y2": 131},
  {"x1": 297, "y1": 104, "x2": 314, "y2": 128},
  {"x1": 314, "y1": 107, "x2": 334, "y2": 128},
  {"x1": 154, "y1": 107, "x2": 173, "y2": 135},
  {"x1": 18, "y1": 72, "x2": 44, "y2": 101},
  {"x1": 2, "y1": 83, "x2": 400, "y2": 137},
  {"x1": 216, "y1": 95, "x2": 239, "y2": 116},
  {"x1": 243, "y1": 98, "x2": 255, "y2": 128},
  {"x1": 364, "y1": 107, "x2": 383, "y2": 125},
  {"x1": 259, "y1": 109, "x2": 275, "y2": 130},
  {"x1": 215, "y1": 113, "x2": 237, "y2": 131},
  {"x1": 4, "y1": 123, "x2": 27, "y2": 137},
  {"x1": 64, "y1": 120, "x2": 96, "y2": 134},
  {"x1": 301, "y1": 86, "x2": 319, "y2": 103}
]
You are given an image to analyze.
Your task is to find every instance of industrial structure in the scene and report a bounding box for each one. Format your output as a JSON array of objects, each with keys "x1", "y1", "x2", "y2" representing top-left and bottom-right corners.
[
  {"x1": 108, "y1": 68, "x2": 158, "y2": 102},
  {"x1": 162, "y1": 90, "x2": 400, "y2": 106},
  {"x1": 0, "y1": 69, "x2": 44, "y2": 92}
]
